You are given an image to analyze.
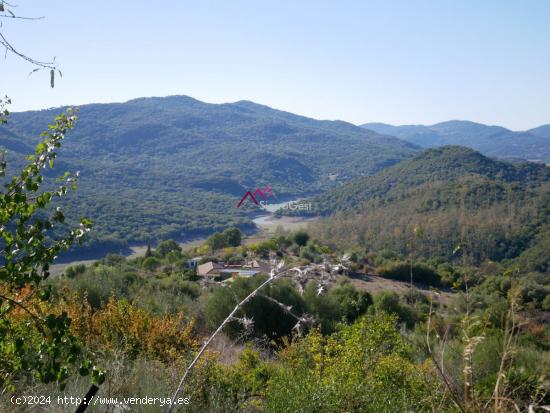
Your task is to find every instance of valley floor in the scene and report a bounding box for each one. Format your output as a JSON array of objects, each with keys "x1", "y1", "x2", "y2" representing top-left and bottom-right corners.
[{"x1": 50, "y1": 214, "x2": 317, "y2": 275}]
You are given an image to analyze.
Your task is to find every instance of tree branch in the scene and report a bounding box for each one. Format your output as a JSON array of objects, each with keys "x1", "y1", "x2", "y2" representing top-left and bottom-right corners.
[{"x1": 167, "y1": 263, "x2": 302, "y2": 412}]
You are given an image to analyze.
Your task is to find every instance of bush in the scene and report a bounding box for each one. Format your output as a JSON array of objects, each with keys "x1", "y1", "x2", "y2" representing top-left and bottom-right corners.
[
  {"x1": 265, "y1": 313, "x2": 439, "y2": 412},
  {"x1": 304, "y1": 279, "x2": 372, "y2": 334},
  {"x1": 299, "y1": 248, "x2": 315, "y2": 262},
  {"x1": 64, "y1": 295, "x2": 197, "y2": 362},
  {"x1": 205, "y1": 276, "x2": 306, "y2": 340},
  {"x1": 372, "y1": 291, "x2": 420, "y2": 328},
  {"x1": 380, "y1": 261, "x2": 441, "y2": 286},
  {"x1": 293, "y1": 231, "x2": 310, "y2": 247},
  {"x1": 64, "y1": 263, "x2": 86, "y2": 278},
  {"x1": 142, "y1": 256, "x2": 161, "y2": 271}
]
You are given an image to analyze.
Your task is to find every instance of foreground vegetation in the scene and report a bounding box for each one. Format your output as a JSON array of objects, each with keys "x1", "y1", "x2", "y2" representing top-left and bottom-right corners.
[{"x1": 2, "y1": 230, "x2": 548, "y2": 412}]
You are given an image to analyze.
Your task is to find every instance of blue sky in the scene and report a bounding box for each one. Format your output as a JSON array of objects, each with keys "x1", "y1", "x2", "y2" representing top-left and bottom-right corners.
[{"x1": 2, "y1": 0, "x2": 549, "y2": 129}]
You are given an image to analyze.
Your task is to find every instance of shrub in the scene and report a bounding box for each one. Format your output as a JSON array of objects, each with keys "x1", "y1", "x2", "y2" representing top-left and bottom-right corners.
[
  {"x1": 380, "y1": 261, "x2": 441, "y2": 286},
  {"x1": 205, "y1": 277, "x2": 306, "y2": 340},
  {"x1": 265, "y1": 313, "x2": 440, "y2": 412},
  {"x1": 142, "y1": 256, "x2": 161, "y2": 271},
  {"x1": 372, "y1": 291, "x2": 420, "y2": 328},
  {"x1": 304, "y1": 280, "x2": 372, "y2": 334},
  {"x1": 63, "y1": 295, "x2": 197, "y2": 362},
  {"x1": 103, "y1": 253, "x2": 126, "y2": 266},
  {"x1": 293, "y1": 231, "x2": 310, "y2": 247}
]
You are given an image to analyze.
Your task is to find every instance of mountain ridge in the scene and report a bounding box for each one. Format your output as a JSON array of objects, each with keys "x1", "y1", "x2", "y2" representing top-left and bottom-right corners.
[
  {"x1": 306, "y1": 145, "x2": 550, "y2": 216},
  {"x1": 361, "y1": 120, "x2": 550, "y2": 162},
  {"x1": 0, "y1": 95, "x2": 416, "y2": 252}
]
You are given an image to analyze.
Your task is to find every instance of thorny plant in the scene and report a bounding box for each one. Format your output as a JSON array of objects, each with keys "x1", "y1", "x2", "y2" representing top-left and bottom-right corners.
[
  {"x1": 426, "y1": 280, "x2": 549, "y2": 413},
  {"x1": 167, "y1": 254, "x2": 351, "y2": 412}
]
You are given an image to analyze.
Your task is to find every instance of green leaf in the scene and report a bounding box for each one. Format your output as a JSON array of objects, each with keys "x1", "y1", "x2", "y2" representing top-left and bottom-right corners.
[
  {"x1": 92, "y1": 367, "x2": 106, "y2": 385},
  {"x1": 38, "y1": 287, "x2": 51, "y2": 301}
]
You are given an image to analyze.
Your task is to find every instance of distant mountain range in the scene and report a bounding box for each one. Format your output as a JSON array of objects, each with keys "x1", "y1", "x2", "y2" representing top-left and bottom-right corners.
[
  {"x1": 362, "y1": 120, "x2": 550, "y2": 163},
  {"x1": 0, "y1": 95, "x2": 415, "y2": 253}
]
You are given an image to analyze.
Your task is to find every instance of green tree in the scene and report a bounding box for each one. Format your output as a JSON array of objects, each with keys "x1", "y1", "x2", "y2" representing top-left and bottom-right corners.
[
  {"x1": 144, "y1": 242, "x2": 152, "y2": 258},
  {"x1": 205, "y1": 276, "x2": 306, "y2": 340},
  {"x1": 206, "y1": 232, "x2": 227, "y2": 251},
  {"x1": 0, "y1": 104, "x2": 103, "y2": 391},
  {"x1": 142, "y1": 256, "x2": 161, "y2": 271},
  {"x1": 222, "y1": 227, "x2": 242, "y2": 247},
  {"x1": 156, "y1": 239, "x2": 181, "y2": 258}
]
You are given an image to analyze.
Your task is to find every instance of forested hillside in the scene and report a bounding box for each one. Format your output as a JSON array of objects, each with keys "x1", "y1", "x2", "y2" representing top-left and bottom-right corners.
[
  {"x1": 0, "y1": 96, "x2": 416, "y2": 253},
  {"x1": 362, "y1": 120, "x2": 550, "y2": 162},
  {"x1": 303, "y1": 146, "x2": 550, "y2": 267}
]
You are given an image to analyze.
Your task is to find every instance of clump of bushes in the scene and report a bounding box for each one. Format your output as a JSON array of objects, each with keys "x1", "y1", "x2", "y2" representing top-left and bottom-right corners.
[
  {"x1": 378, "y1": 261, "x2": 442, "y2": 286},
  {"x1": 371, "y1": 291, "x2": 422, "y2": 328},
  {"x1": 205, "y1": 227, "x2": 242, "y2": 251},
  {"x1": 64, "y1": 263, "x2": 87, "y2": 278}
]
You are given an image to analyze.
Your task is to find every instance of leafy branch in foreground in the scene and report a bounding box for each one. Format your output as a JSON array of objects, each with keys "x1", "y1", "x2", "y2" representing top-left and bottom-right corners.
[{"x1": 0, "y1": 101, "x2": 102, "y2": 391}]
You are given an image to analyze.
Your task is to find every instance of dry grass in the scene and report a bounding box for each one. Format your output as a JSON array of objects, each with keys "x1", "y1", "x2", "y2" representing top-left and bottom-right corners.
[{"x1": 348, "y1": 275, "x2": 456, "y2": 307}]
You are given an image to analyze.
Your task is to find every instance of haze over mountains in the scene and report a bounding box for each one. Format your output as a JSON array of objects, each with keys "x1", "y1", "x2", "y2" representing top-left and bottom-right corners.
[
  {"x1": 0, "y1": 95, "x2": 415, "y2": 253},
  {"x1": 362, "y1": 120, "x2": 550, "y2": 162}
]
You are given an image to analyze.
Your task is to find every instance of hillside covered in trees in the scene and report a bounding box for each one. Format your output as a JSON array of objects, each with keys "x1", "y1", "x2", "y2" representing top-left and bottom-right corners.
[
  {"x1": 0, "y1": 96, "x2": 416, "y2": 254},
  {"x1": 301, "y1": 146, "x2": 550, "y2": 269}
]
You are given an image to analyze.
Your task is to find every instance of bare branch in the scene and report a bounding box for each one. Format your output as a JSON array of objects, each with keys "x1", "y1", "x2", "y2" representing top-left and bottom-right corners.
[
  {"x1": 167, "y1": 263, "x2": 316, "y2": 412},
  {"x1": 0, "y1": 14, "x2": 44, "y2": 20},
  {"x1": 0, "y1": 293, "x2": 45, "y2": 334},
  {"x1": 0, "y1": 31, "x2": 55, "y2": 68}
]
